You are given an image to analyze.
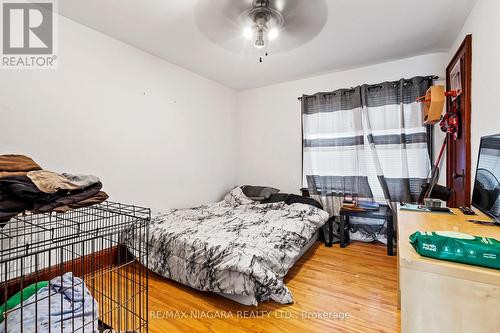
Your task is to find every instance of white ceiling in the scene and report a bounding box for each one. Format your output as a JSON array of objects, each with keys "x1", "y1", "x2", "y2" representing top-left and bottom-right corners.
[{"x1": 58, "y1": 0, "x2": 476, "y2": 91}]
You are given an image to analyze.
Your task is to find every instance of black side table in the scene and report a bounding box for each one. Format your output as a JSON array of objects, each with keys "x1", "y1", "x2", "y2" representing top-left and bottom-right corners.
[
  {"x1": 325, "y1": 216, "x2": 336, "y2": 247},
  {"x1": 339, "y1": 205, "x2": 395, "y2": 256}
]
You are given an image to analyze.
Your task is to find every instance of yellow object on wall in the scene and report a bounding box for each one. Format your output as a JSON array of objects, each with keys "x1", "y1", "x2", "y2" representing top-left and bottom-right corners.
[{"x1": 422, "y1": 85, "x2": 445, "y2": 125}]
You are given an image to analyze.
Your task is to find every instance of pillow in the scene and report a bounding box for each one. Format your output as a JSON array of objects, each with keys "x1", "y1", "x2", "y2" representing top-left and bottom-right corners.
[
  {"x1": 285, "y1": 194, "x2": 323, "y2": 210},
  {"x1": 241, "y1": 185, "x2": 279, "y2": 201}
]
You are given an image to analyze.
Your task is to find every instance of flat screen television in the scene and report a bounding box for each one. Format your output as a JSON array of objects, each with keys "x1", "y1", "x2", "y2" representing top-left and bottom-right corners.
[{"x1": 472, "y1": 134, "x2": 500, "y2": 224}]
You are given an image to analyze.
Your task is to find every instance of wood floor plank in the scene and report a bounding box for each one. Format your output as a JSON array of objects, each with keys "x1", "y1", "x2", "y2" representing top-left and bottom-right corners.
[{"x1": 147, "y1": 241, "x2": 400, "y2": 333}]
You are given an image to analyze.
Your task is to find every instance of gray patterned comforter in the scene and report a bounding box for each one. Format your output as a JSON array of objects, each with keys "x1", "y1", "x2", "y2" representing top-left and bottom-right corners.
[{"x1": 131, "y1": 187, "x2": 328, "y2": 305}]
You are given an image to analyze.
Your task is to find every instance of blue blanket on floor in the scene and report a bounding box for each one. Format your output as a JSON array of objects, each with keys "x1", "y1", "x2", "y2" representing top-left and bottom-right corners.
[{"x1": 0, "y1": 272, "x2": 98, "y2": 333}]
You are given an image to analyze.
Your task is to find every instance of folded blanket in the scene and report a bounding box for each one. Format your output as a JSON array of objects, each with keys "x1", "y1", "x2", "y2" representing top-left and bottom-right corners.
[
  {"x1": 0, "y1": 272, "x2": 98, "y2": 333},
  {"x1": 27, "y1": 171, "x2": 100, "y2": 194},
  {"x1": 33, "y1": 182, "x2": 102, "y2": 213},
  {"x1": 0, "y1": 155, "x2": 41, "y2": 173},
  {"x1": 0, "y1": 171, "x2": 30, "y2": 179},
  {"x1": 53, "y1": 191, "x2": 109, "y2": 213}
]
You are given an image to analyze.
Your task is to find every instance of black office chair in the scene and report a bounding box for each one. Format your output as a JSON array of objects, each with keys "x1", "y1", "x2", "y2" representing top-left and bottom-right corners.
[{"x1": 418, "y1": 183, "x2": 452, "y2": 204}]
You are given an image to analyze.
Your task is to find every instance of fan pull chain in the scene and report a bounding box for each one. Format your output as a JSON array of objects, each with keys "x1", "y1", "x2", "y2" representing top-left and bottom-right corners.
[{"x1": 259, "y1": 50, "x2": 269, "y2": 63}]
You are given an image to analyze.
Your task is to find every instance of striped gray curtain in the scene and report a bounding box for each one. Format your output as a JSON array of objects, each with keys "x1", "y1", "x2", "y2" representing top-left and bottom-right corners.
[{"x1": 302, "y1": 76, "x2": 433, "y2": 241}]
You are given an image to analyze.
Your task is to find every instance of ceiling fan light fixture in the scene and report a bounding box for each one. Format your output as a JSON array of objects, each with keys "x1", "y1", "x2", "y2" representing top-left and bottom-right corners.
[{"x1": 254, "y1": 27, "x2": 265, "y2": 48}]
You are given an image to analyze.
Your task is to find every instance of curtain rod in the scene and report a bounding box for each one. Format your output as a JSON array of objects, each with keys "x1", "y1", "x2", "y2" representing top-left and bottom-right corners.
[{"x1": 297, "y1": 75, "x2": 439, "y2": 101}]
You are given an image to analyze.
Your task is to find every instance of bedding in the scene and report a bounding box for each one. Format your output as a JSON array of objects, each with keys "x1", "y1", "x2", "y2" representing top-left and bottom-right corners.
[
  {"x1": 216, "y1": 230, "x2": 320, "y2": 305},
  {"x1": 260, "y1": 193, "x2": 323, "y2": 210},
  {"x1": 129, "y1": 187, "x2": 328, "y2": 305},
  {"x1": 285, "y1": 194, "x2": 323, "y2": 209},
  {"x1": 260, "y1": 192, "x2": 289, "y2": 203}
]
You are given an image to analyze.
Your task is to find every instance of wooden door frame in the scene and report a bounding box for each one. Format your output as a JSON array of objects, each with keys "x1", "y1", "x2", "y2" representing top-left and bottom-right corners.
[{"x1": 446, "y1": 34, "x2": 472, "y2": 207}]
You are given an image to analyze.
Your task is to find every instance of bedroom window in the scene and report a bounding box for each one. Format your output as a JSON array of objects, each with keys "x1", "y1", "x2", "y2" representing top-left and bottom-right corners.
[{"x1": 301, "y1": 76, "x2": 434, "y2": 210}]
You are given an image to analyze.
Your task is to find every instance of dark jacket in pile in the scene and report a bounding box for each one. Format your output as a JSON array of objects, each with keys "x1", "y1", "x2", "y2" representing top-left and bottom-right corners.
[
  {"x1": 33, "y1": 181, "x2": 102, "y2": 213},
  {"x1": 0, "y1": 176, "x2": 102, "y2": 215},
  {"x1": 0, "y1": 155, "x2": 43, "y2": 225}
]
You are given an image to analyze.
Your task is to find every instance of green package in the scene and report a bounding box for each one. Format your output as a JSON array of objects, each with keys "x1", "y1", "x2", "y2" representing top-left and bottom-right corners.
[
  {"x1": 0, "y1": 281, "x2": 48, "y2": 322},
  {"x1": 409, "y1": 231, "x2": 500, "y2": 270}
]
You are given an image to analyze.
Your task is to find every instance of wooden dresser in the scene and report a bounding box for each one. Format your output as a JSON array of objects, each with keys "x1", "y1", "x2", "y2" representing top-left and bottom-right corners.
[{"x1": 397, "y1": 207, "x2": 500, "y2": 333}]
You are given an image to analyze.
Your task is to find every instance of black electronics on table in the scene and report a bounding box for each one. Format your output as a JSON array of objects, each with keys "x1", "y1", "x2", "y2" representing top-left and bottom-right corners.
[
  {"x1": 472, "y1": 134, "x2": 500, "y2": 224},
  {"x1": 459, "y1": 206, "x2": 476, "y2": 215}
]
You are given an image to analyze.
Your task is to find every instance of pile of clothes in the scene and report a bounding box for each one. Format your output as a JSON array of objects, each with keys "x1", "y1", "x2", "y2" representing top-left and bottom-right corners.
[{"x1": 0, "y1": 155, "x2": 108, "y2": 225}]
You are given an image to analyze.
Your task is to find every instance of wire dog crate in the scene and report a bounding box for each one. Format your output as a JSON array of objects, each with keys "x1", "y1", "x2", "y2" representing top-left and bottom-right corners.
[{"x1": 0, "y1": 201, "x2": 150, "y2": 333}]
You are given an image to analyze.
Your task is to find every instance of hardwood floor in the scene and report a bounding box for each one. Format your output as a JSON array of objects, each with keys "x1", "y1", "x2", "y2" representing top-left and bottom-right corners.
[{"x1": 147, "y1": 241, "x2": 400, "y2": 333}]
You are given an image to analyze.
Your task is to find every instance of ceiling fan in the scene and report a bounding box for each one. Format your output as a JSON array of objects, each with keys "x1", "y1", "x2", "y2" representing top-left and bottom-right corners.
[{"x1": 195, "y1": 0, "x2": 328, "y2": 63}]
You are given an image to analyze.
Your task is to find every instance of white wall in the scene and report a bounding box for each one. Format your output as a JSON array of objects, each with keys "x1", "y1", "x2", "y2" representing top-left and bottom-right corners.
[
  {"x1": 4, "y1": 4, "x2": 494, "y2": 209},
  {"x1": 236, "y1": 53, "x2": 449, "y2": 194},
  {"x1": 449, "y1": 0, "x2": 500, "y2": 188},
  {"x1": 0, "y1": 15, "x2": 237, "y2": 210}
]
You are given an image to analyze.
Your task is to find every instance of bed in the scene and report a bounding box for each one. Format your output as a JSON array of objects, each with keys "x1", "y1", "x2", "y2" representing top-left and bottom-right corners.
[{"x1": 128, "y1": 187, "x2": 329, "y2": 306}]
